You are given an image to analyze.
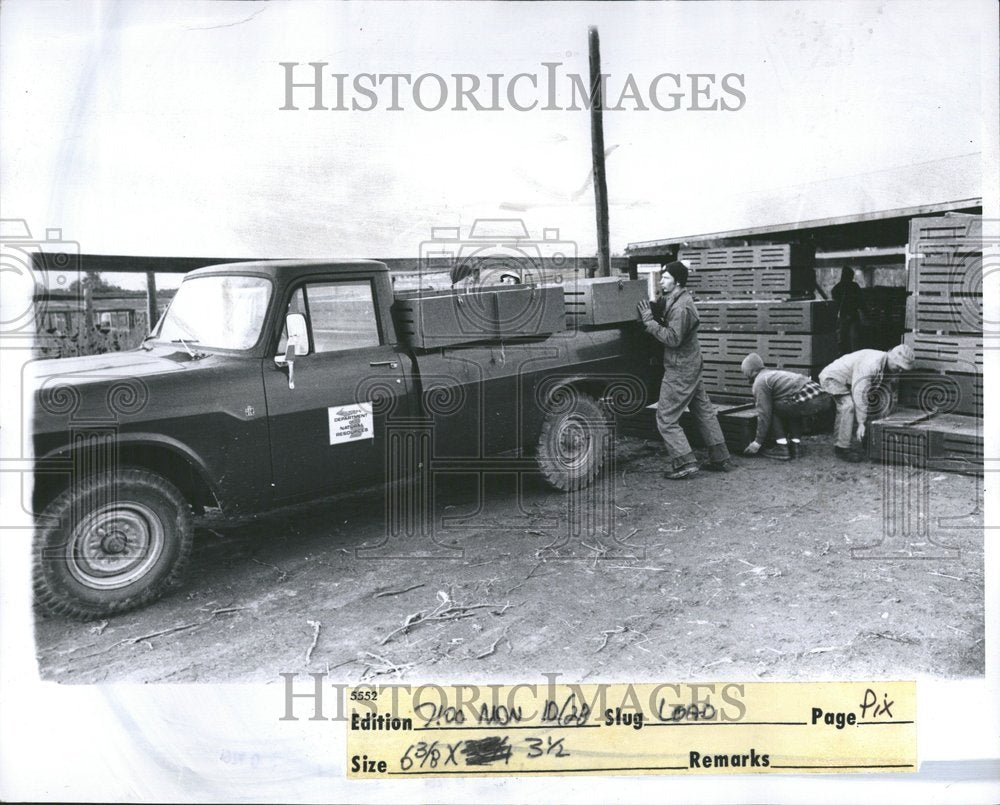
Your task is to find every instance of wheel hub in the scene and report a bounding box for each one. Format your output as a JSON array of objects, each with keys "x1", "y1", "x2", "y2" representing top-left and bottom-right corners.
[
  {"x1": 100, "y1": 531, "x2": 128, "y2": 555},
  {"x1": 556, "y1": 415, "x2": 594, "y2": 468},
  {"x1": 67, "y1": 502, "x2": 165, "y2": 590}
]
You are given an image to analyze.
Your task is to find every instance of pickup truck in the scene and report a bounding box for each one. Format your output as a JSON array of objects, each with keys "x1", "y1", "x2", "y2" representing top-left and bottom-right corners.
[{"x1": 31, "y1": 260, "x2": 660, "y2": 619}]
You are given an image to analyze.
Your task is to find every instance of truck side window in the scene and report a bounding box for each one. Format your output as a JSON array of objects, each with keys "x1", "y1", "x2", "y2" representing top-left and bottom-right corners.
[{"x1": 304, "y1": 281, "x2": 381, "y2": 353}]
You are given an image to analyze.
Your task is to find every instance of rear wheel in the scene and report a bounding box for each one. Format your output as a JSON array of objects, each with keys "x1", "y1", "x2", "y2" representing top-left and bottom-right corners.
[
  {"x1": 535, "y1": 389, "x2": 609, "y2": 491},
  {"x1": 34, "y1": 469, "x2": 193, "y2": 620}
]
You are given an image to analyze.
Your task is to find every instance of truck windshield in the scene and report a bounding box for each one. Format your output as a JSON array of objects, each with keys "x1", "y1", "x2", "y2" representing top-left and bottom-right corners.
[{"x1": 155, "y1": 275, "x2": 272, "y2": 350}]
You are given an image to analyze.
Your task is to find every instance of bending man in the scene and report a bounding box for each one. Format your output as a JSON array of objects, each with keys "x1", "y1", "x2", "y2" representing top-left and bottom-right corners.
[
  {"x1": 740, "y1": 352, "x2": 833, "y2": 460},
  {"x1": 818, "y1": 344, "x2": 914, "y2": 462},
  {"x1": 638, "y1": 261, "x2": 733, "y2": 479}
]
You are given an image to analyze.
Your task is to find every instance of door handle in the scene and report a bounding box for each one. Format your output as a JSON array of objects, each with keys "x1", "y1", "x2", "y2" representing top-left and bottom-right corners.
[{"x1": 370, "y1": 360, "x2": 398, "y2": 369}]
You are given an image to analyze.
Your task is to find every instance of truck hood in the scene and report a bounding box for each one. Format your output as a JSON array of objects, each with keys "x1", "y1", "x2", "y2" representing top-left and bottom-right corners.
[{"x1": 29, "y1": 346, "x2": 227, "y2": 385}]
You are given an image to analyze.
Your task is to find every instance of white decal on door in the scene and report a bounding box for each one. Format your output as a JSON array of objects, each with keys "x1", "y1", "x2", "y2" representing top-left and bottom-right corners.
[{"x1": 328, "y1": 402, "x2": 374, "y2": 445}]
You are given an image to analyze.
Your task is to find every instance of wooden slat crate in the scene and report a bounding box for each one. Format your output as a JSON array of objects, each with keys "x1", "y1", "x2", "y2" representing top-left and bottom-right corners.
[
  {"x1": 563, "y1": 277, "x2": 649, "y2": 326},
  {"x1": 909, "y1": 294, "x2": 983, "y2": 335},
  {"x1": 681, "y1": 403, "x2": 758, "y2": 452},
  {"x1": 869, "y1": 407, "x2": 983, "y2": 475},
  {"x1": 686, "y1": 267, "x2": 815, "y2": 298},
  {"x1": 903, "y1": 333, "x2": 984, "y2": 372},
  {"x1": 616, "y1": 402, "x2": 757, "y2": 451},
  {"x1": 898, "y1": 371, "x2": 982, "y2": 418},
  {"x1": 907, "y1": 258, "x2": 982, "y2": 296},
  {"x1": 707, "y1": 391, "x2": 757, "y2": 407},
  {"x1": 618, "y1": 398, "x2": 833, "y2": 449},
  {"x1": 909, "y1": 216, "x2": 982, "y2": 250},
  {"x1": 911, "y1": 249, "x2": 983, "y2": 269},
  {"x1": 696, "y1": 299, "x2": 836, "y2": 333},
  {"x1": 678, "y1": 244, "x2": 815, "y2": 269},
  {"x1": 682, "y1": 402, "x2": 833, "y2": 451},
  {"x1": 698, "y1": 332, "x2": 838, "y2": 367},
  {"x1": 615, "y1": 404, "x2": 659, "y2": 439},
  {"x1": 393, "y1": 284, "x2": 565, "y2": 348},
  {"x1": 700, "y1": 361, "x2": 756, "y2": 398}
]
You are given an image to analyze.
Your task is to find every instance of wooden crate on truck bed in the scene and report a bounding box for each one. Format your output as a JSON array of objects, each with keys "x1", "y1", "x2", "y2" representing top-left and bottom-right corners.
[
  {"x1": 869, "y1": 407, "x2": 983, "y2": 475},
  {"x1": 563, "y1": 276, "x2": 648, "y2": 326},
  {"x1": 696, "y1": 299, "x2": 836, "y2": 333},
  {"x1": 393, "y1": 284, "x2": 565, "y2": 348},
  {"x1": 698, "y1": 332, "x2": 838, "y2": 367},
  {"x1": 678, "y1": 244, "x2": 815, "y2": 269}
]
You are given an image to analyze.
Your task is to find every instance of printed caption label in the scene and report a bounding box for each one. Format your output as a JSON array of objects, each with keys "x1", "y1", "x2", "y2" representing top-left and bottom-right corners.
[{"x1": 346, "y1": 682, "x2": 916, "y2": 777}]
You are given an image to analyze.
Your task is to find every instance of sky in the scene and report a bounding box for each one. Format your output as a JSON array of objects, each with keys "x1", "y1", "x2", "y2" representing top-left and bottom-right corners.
[{"x1": 1, "y1": 0, "x2": 995, "y2": 279}]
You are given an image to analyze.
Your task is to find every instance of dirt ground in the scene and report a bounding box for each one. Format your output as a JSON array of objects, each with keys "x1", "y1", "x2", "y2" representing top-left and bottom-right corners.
[{"x1": 35, "y1": 435, "x2": 985, "y2": 684}]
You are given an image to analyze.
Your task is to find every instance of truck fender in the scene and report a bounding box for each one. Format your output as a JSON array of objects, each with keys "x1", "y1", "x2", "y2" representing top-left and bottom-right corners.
[{"x1": 36, "y1": 433, "x2": 223, "y2": 512}]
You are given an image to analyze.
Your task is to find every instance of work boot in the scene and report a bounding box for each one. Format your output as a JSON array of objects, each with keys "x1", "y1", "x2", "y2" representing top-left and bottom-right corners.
[
  {"x1": 790, "y1": 441, "x2": 803, "y2": 459},
  {"x1": 834, "y1": 446, "x2": 863, "y2": 463},
  {"x1": 665, "y1": 464, "x2": 700, "y2": 480},
  {"x1": 704, "y1": 458, "x2": 736, "y2": 472},
  {"x1": 760, "y1": 444, "x2": 792, "y2": 461}
]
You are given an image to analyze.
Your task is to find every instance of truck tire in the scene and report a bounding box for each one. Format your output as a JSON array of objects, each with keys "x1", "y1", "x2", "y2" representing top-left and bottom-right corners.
[
  {"x1": 535, "y1": 389, "x2": 609, "y2": 491},
  {"x1": 34, "y1": 469, "x2": 193, "y2": 620}
]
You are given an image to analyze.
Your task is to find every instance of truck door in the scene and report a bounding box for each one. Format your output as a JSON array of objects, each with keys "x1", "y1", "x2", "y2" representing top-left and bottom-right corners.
[{"x1": 263, "y1": 278, "x2": 411, "y2": 502}]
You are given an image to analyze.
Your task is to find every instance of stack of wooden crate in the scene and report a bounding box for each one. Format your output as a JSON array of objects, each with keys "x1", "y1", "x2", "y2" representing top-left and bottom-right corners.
[
  {"x1": 868, "y1": 215, "x2": 984, "y2": 474},
  {"x1": 677, "y1": 244, "x2": 837, "y2": 406},
  {"x1": 617, "y1": 244, "x2": 837, "y2": 451},
  {"x1": 899, "y1": 216, "x2": 984, "y2": 417},
  {"x1": 680, "y1": 244, "x2": 816, "y2": 298}
]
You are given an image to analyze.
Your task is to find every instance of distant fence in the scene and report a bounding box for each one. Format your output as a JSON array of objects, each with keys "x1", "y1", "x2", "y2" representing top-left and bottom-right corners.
[{"x1": 36, "y1": 322, "x2": 147, "y2": 359}]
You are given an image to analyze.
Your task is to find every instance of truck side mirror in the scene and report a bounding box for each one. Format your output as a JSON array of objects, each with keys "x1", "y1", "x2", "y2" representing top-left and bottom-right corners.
[
  {"x1": 286, "y1": 313, "x2": 309, "y2": 356},
  {"x1": 275, "y1": 313, "x2": 309, "y2": 389}
]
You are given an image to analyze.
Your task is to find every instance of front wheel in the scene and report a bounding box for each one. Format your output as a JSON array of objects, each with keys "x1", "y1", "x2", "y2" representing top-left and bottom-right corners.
[
  {"x1": 535, "y1": 389, "x2": 610, "y2": 491},
  {"x1": 34, "y1": 469, "x2": 193, "y2": 620}
]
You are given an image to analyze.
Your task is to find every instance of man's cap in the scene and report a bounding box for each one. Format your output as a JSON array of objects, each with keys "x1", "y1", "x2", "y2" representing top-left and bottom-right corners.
[
  {"x1": 661, "y1": 260, "x2": 689, "y2": 287},
  {"x1": 887, "y1": 343, "x2": 915, "y2": 370},
  {"x1": 741, "y1": 352, "x2": 765, "y2": 378}
]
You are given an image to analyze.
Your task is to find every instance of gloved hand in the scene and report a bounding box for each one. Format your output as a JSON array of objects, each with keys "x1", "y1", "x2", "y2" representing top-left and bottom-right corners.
[
  {"x1": 744, "y1": 440, "x2": 761, "y2": 455},
  {"x1": 637, "y1": 300, "x2": 653, "y2": 323},
  {"x1": 856, "y1": 423, "x2": 866, "y2": 441}
]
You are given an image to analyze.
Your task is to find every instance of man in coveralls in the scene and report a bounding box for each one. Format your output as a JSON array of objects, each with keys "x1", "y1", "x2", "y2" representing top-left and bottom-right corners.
[{"x1": 637, "y1": 261, "x2": 734, "y2": 479}]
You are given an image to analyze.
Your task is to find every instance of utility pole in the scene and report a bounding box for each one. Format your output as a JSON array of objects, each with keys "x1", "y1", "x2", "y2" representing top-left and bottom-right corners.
[
  {"x1": 588, "y1": 26, "x2": 611, "y2": 277},
  {"x1": 145, "y1": 271, "x2": 159, "y2": 331}
]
